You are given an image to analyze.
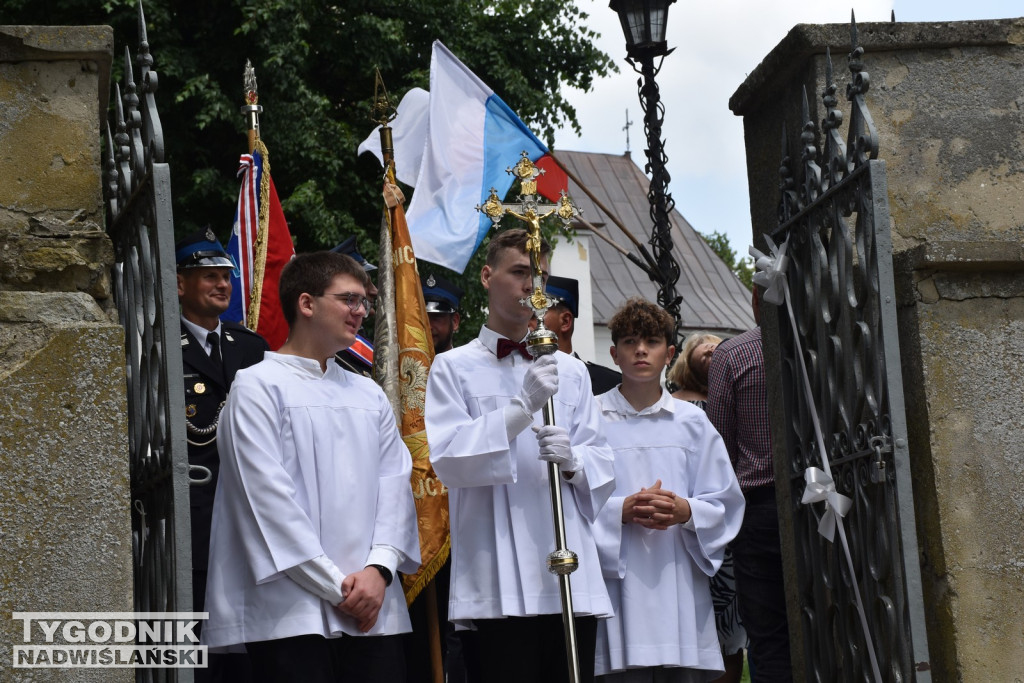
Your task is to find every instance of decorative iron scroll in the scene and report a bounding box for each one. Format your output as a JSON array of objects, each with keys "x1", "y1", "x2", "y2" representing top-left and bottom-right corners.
[
  {"x1": 104, "y1": 3, "x2": 192, "y2": 682},
  {"x1": 771, "y1": 17, "x2": 931, "y2": 683}
]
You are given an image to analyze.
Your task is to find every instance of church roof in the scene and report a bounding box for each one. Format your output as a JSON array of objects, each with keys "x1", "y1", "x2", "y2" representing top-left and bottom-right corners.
[{"x1": 555, "y1": 150, "x2": 754, "y2": 335}]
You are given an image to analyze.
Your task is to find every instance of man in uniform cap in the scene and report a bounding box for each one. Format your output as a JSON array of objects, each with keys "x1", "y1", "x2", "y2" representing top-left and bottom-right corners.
[
  {"x1": 176, "y1": 227, "x2": 267, "y2": 682},
  {"x1": 538, "y1": 275, "x2": 622, "y2": 395},
  {"x1": 421, "y1": 272, "x2": 464, "y2": 354},
  {"x1": 332, "y1": 236, "x2": 377, "y2": 377},
  {"x1": 332, "y1": 236, "x2": 378, "y2": 274}
]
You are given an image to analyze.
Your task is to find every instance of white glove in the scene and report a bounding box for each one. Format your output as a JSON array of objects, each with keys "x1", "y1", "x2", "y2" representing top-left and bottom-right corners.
[
  {"x1": 516, "y1": 354, "x2": 559, "y2": 415},
  {"x1": 535, "y1": 424, "x2": 582, "y2": 473}
]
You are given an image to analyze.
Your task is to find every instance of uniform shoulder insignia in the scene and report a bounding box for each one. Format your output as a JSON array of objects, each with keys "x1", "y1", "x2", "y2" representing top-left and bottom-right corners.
[
  {"x1": 221, "y1": 321, "x2": 265, "y2": 341},
  {"x1": 223, "y1": 321, "x2": 259, "y2": 336}
]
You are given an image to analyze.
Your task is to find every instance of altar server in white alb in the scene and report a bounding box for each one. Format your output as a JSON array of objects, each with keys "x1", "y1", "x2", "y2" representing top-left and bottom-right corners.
[
  {"x1": 203, "y1": 251, "x2": 420, "y2": 682},
  {"x1": 425, "y1": 228, "x2": 615, "y2": 683},
  {"x1": 594, "y1": 298, "x2": 745, "y2": 683}
]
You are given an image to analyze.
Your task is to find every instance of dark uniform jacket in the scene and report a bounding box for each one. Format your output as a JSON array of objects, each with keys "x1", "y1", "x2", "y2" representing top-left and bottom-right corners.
[
  {"x1": 335, "y1": 349, "x2": 373, "y2": 377},
  {"x1": 575, "y1": 352, "x2": 622, "y2": 396},
  {"x1": 181, "y1": 319, "x2": 268, "y2": 575}
]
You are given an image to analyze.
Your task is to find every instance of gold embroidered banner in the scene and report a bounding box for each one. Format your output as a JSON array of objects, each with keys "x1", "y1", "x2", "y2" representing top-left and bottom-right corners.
[{"x1": 376, "y1": 195, "x2": 448, "y2": 604}]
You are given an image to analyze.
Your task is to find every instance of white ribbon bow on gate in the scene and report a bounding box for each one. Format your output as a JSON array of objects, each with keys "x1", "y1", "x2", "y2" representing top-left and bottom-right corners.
[
  {"x1": 750, "y1": 235, "x2": 789, "y2": 306},
  {"x1": 749, "y1": 235, "x2": 882, "y2": 683},
  {"x1": 800, "y1": 467, "x2": 853, "y2": 543}
]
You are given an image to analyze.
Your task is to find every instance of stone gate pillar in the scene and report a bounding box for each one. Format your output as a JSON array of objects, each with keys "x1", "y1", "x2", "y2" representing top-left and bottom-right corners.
[
  {"x1": 0, "y1": 25, "x2": 133, "y2": 681},
  {"x1": 730, "y1": 18, "x2": 1024, "y2": 681}
]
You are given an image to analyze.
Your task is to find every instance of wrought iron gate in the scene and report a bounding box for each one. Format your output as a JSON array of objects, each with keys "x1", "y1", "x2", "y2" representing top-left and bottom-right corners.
[
  {"x1": 770, "y1": 21, "x2": 931, "y2": 682},
  {"x1": 104, "y1": 5, "x2": 193, "y2": 682}
]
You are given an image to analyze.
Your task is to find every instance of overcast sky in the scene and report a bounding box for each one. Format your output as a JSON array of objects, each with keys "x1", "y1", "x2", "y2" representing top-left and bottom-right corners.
[{"x1": 552, "y1": 0, "x2": 1023, "y2": 260}]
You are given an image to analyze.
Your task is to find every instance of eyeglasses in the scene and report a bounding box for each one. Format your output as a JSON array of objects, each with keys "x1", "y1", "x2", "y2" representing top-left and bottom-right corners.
[{"x1": 320, "y1": 291, "x2": 370, "y2": 313}]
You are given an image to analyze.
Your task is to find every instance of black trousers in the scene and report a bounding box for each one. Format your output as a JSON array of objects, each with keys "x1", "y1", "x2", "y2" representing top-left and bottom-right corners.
[
  {"x1": 246, "y1": 633, "x2": 405, "y2": 683},
  {"x1": 474, "y1": 614, "x2": 598, "y2": 683},
  {"x1": 732, "y1": 486, "x2": 793, "y2": 682}
]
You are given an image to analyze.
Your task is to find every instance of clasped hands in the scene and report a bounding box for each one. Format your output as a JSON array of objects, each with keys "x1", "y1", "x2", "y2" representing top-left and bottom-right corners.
[
  {"x1": 336, "y1": 567, "x2": 387, "y2": 633},
  {"x1": 621, "y1": 479, "x2": 692, "y2": 530}
]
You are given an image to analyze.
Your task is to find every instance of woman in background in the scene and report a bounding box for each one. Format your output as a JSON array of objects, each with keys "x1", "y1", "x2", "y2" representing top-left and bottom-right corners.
[{"x1": 669, "y1": 333, "x2": 721, "y2": 408}]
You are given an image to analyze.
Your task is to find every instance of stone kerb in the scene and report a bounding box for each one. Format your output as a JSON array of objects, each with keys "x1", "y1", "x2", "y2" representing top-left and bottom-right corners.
[
  {"x1": 731, "y1": 18, "x2": 1024, "y2": 682},
  {"x1": 1, "y1": 25, "x2": 132, "y2": 681}
]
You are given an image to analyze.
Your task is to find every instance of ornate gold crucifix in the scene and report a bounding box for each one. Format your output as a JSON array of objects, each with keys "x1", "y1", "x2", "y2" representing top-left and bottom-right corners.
[{"x1": 478, "y1": 151, "x2": 580, "y2": 355}]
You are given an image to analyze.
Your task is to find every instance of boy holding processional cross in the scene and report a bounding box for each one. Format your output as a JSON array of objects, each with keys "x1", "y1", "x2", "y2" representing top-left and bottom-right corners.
[{"x1": 424, "y1": 228, "x2": 615, "y2": 683}]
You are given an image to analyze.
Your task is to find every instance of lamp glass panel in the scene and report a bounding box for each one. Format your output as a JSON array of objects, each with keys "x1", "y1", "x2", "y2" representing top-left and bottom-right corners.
[
  {"x1": 648, "y1": 7, "x2": 667, "y2": 44},
  {"x1": 613, "y1": 0, "x2": 673, "y2": 52},
  {"x1": 615, "y1": 0, "x2": 647, "y2": 46},
  {"x1": 629, "y1": 10, "x2": 647, "y2": 44}
]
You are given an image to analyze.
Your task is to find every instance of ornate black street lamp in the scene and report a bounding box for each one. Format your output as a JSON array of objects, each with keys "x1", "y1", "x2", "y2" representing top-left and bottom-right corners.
[{"x1": 610, "y1": 0, "x2": 683, "y2": 348}]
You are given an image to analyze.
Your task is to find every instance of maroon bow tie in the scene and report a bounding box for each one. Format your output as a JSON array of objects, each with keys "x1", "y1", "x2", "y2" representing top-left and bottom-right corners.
[{"x1": 496, "y1": 338, "x2": 532, "y2": 360}]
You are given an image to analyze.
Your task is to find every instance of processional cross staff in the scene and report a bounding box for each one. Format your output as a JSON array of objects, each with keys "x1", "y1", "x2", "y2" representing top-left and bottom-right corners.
[{"x1": 477, "y1": 151, "x2": 583, "y2": 683}]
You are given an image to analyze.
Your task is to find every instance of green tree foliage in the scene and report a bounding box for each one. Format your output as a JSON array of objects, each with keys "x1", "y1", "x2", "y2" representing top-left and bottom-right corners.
[
  {"x1": 699, "y1": 230, "x2": 754, "y2": 290},
  {"x1": 2, "y1": 0, "x2": 615, "y2": 345}
]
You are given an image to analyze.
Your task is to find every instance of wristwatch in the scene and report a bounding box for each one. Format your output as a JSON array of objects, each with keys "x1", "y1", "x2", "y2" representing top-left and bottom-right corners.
[{"x1": 369, "y1": 564, "x2": 393, "y2": 586}]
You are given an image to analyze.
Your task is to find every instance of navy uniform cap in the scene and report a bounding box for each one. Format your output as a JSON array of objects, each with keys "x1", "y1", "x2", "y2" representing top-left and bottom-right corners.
[
  {"x1": 175, "y1": 227, "x2": 235, "y2": 269},
  {"x1": 545, "y1": 275, "x2": 579, "y2": 319},
  {"x1": 331, "y1": 236, "x2": 377, "y2": 272},
  {"x1": 421, "y1": 273, "x2": 463, "y2": 314}
]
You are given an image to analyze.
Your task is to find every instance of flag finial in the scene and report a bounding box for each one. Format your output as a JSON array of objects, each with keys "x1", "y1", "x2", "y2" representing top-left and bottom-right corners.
[
  {"x1": 372, "y1": 69, "x2": 399, "y2": 184},
  {"x1": 243, "y1": 59, "x2": 258, "y2": 105},
  {"x1": 371, "y1": 68, "x2": 397, "y2": 127},
  {"x1": 241, "y1": 59, "x2": 263, "y2": 153}
]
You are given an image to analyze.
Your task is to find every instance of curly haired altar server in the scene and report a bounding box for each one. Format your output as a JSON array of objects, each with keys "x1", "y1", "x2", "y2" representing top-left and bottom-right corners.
[{"x1": 594, "y1": 298, "x2": 744, "y2": 683}]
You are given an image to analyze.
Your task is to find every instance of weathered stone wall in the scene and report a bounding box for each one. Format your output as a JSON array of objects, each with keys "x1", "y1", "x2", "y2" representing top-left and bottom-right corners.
[
  {"x1": 1, "y1": 26, "x2": 114, "y2": 300},
  {"x1": 0, "y1": 25, "x2": 133, "y2": 681},
  {"x1": 731, "y1": 18, "x2": 1024, "y2": 682}
]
